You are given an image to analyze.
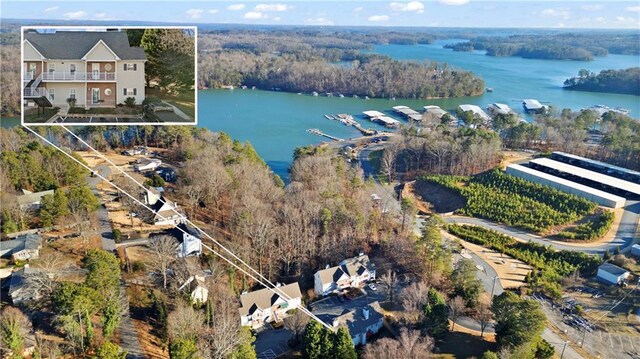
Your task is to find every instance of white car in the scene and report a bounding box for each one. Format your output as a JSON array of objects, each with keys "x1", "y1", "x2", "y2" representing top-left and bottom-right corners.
[{"x1": 368, "y1": 283, "x2": 377, "y2": 291}]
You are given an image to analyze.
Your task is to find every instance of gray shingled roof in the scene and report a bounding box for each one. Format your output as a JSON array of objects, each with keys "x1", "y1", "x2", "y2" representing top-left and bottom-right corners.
[
  {"x1": 25, "y1": 31, "x2": 146, "y2": 60},
  {"x1": 599, "y1": 263, "x2": 630, "y2": 277},
  {"x1": 239, "y1": 283, "x2": 302, "y2": 316},
  {"x1": 16, "y1": 190, "x2": 54, "y2": 207}
]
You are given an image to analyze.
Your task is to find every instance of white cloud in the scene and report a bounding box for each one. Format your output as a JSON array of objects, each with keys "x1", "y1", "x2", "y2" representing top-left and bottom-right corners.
[
  {"x1": 438, "y1": 0, "x2": 469, "y2": 5},
  {"x1": 274, "y1": 16, "x2": 282, "y2": 21},
  {"x1": 44, "y1": 6, "x2": 59, "y2": 13},
  {"x1": 390, "y1": 1, "x2": 424, "y2": 13},
  {"x1": 244, "y1": 11, "x2": 267, "y2": 19},
  {"x1": 209, "y1": 9, "x2": 219, "y2": 14},
  {"x1": 540, "y1": 8, "x2": 571, "y2": 20},
  {"x1": 625, "y1": 6, "x2": 640, "y2": 12},
  {"x1": 368, "y1": 15, "x2": 390, "y2": 22},
  {"x1": 305, "y1": 17, "x2": 334, "y2": 25},
  {"x1": 94, "y1": 12, "x2": 108, "y2": 19},
  {"x1": 186, "y1": 9, "x2": 204, "y2": 19},
  {"x1": 354, "y1": 6, "x2": 364, "y2": 12},
  {"x1": 64, "y1": 11, "x2": 87, "y2": 19},
  {"x1": 227, "y1": 4, "x2": 246, "y2": 11},
  {"x1": 595, "y1": 16, "x2": 606, "y2": 23},
  {"x1": 580, "y1": 4, "x2": 603, "y2": 11},
  {"x1": 254, "y1": 4, "x2": 288, "y2": 12}
]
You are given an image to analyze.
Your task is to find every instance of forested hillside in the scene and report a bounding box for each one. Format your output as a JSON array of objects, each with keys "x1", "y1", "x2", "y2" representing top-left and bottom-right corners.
[{"x1": 564, "y1": 67, "x2": 640, "y2": 95}]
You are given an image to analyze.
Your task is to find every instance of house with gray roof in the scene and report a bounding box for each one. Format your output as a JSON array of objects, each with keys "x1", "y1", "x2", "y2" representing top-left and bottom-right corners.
[
  {"x1": 9, "y1": 266, "x2": 42, "y2": 305},
  {"x1": 239, "y1": 282, "x2": 302, "y2": 328},
  {"x1": 16, "y1": 189, "x2": 54, "y2": 210},
  {"x1": 23, "y1": 29, "x2": 146, "y2": 109},
  {"x1": 314, "y1": 301, "x2": 384, "y2": 346},
  {"x1": 0, "y1": 233, "x2": 43, "y2": 261},
  {"x1": 314, "y1": 254, "x2": 376, "y2": 296},
  {"x1": 597, "y1": 263, "x2": 631, "y2": 285}
]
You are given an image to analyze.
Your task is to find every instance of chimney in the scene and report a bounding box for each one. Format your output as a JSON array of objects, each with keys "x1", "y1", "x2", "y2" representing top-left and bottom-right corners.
[
  {"x1": 358, "y1": 252, "x2": 365, "y2": 257},
  {"x1": 362, "y1": 307, "x2": 370, "y2": 320},
  {"x1": 332, "y1": 318, "x2": 340, "y2": 327},
  {"x1": 325, "y1": 264, "x2": 330, "y2": 269}
]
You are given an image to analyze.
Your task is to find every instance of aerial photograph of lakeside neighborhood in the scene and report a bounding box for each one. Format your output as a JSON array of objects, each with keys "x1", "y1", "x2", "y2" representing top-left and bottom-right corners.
[{"x1": 0, "y1": 1, "x2": 639, "y2": 359}]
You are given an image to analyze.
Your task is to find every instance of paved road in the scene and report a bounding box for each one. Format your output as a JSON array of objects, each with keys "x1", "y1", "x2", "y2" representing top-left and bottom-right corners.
[
  {"x1": 86, "y1": 163, "x2": 144, "y2": 358},
  {"x1": 442, "y1": 201, "x2": 639, "y2": 254},
  {"x1": 357, "y1": 143, "x2": 386, "y2": 179}
]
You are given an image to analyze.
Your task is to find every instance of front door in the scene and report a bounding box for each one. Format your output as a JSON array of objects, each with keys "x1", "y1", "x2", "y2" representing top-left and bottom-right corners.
[
  {"x1": 92, "y1": 63, "x2": 100, "y2": 80},
  {"x1": 92, "y1": 88, "x2": 100, "y2": 104}
]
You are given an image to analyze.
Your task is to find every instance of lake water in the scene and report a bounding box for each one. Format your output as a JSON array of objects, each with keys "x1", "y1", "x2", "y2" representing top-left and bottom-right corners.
[{"x1": 199, "y1": 39, "x2": 639, "y2": 179}]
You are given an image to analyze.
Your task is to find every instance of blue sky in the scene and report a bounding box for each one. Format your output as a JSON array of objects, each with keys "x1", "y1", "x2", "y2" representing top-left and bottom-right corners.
[{"x1": 2, "y1": 1, "x2": 639, "y2": 28}]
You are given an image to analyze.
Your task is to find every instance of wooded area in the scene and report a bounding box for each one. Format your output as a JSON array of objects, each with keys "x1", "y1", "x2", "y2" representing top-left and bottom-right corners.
[{"x1": 564, "y1": 67, "x2": 640, "y2": 95}]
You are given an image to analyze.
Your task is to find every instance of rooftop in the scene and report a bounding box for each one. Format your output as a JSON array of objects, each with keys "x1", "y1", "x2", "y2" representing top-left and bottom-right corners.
[
  {"x1": 25, "y1": 31, "x2": 147, "y2": 60},
  {"x1": 16, "y1": 190, "x2": 54, "y2": 207},
  {"x1": 506, "y1": 164, "x2": 627, "y2": 204},
  {"x1": 598, "y1": 262, "x2": 630, "y2": 277},
  {"x1": 458, "y1": 104, "x2": 490, "y2": 121},
  {"x1": 523, "y1": 99, "x2": 544, "y2": 109},
  {"x1": 530, "y1": 158, "x2": 640, "y2": 196},
  {"x1": 239, "y1": 282, "x2": 302, "y2": 316},
  {"x1": 552, "y1": 151, "x2": 640, "y2": 179}
]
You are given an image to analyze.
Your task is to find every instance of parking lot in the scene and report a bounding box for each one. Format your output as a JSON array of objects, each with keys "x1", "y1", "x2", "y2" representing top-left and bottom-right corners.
[{"x1": 51, "y1": 115, "x2": 155, "y2": 124}]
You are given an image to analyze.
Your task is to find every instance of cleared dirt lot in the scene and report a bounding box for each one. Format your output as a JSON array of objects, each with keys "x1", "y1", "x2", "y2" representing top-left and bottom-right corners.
[{"x1": 409, "y1": 180, "x2": 466, "y2": 214}]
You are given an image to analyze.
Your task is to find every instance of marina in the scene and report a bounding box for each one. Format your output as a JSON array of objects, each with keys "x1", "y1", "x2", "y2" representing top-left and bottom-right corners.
[{"x1": 306, "y1": 129, "x2": 344, "y2": 142}]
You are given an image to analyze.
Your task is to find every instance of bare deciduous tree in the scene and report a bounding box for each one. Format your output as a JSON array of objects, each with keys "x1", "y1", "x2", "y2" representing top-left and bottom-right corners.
[
  {"x1": 167, "y1": 302, "x2": 205, "y2": 342},
  {"x1": 399, "y1": 280, "x2": 430, "y2": 323},
  {"x1": 476, "y1": 301, "x2": 493, "y2": 338},
  {"x1": 449, "y1": 295, "x2": 466, "y2": 331},
  {"x1": 283, "y1": 311, "x2": 310, "y2": 344},
  {"x1": 26, "y1": 251, "x2": 78, "y2": 302},
  {"x1": 379, "y1": 269, "x2": 399, "y2": 303},
  {"x1": 148, "y1": 235, "x2": 179, "y2": 289},
  {"x1": 363, "y1": 328, "x2": 433, "y2": 359}
]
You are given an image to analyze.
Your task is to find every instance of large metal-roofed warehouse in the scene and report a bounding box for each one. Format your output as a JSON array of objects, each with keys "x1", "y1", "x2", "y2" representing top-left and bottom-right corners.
[
  {"x1": 505, "y1": 164, "x2": 627, "y2": 208},
  {"x1": 551, "y1": 151, "x2": 640, "y2": 184},
  {"x1": 528, "y1": 157, "x2": 640, "y2": 199}
]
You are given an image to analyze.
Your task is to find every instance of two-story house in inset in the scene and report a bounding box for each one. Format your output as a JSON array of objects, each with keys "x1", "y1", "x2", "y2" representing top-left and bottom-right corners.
[
  {"x1": 314, "y1": 254, "x2": 376, "y2": 296},
  {"x1": 239, "y1": 282, "x2": 303, "y2": 328},
  {"x1": 23, "y1": 30, "x2": 146, "y2": 109}
]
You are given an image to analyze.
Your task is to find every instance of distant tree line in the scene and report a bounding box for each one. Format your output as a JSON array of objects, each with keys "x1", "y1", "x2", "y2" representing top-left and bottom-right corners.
[
  {"x1": 445, "y1": 33, "x2": 640, "y2": 60},
  {"x1": 563, "y1": 67, "x2": 640, "y2": 95}
]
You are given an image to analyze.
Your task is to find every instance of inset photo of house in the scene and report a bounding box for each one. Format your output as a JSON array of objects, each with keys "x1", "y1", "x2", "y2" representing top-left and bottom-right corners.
[{"x1": 22, "y1": 26, "x2": 196, "y2": 125}]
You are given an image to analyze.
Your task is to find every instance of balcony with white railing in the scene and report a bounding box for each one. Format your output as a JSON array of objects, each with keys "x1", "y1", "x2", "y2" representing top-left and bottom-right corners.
[
  {"x1": 42, "y1": 71, "x2": 116, "y2": 82},
  {"x1": 24, "y1": 71, "x2": 34, "y2": 82}
]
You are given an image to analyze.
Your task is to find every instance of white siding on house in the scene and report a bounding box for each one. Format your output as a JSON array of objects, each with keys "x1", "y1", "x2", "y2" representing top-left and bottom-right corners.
[
  {"x1": 44, "y1": 83, "x2": 87, "y2": 107},
  {"x1": 44, "y1": 60, "x2": 85, "y2": 77},
  {"x1": 597, "y1": 268, "x2": 629, "y2": 285},
  {"x1": 116, "y1": 60, "x2": 146, "y2": 105},
  {"x1": 23, "y1": 41, "x2": 43, "y2": 60},
  {"x1": 84, "y1": 41, "x2": 118, "y2": 61}
]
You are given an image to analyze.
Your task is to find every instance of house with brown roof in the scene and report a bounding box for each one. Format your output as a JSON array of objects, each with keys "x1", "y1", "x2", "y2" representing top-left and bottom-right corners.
[
  {"x1": 23, "y1": 29, "x2": 146, "y2": 109},
  {"x1": 314, "y1": 254, "x2": 376, "y2": 296},
  {"x1": 239, "y1": 282, "x2": 302, "y2": 328}
]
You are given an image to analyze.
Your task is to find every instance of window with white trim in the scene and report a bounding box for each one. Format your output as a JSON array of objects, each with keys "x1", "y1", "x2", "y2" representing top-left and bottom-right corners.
[
  {"x1": 123, "y1": 88, "x2": 137, "y2": 96},
  {"x1": 124, "y1": 63, "x2": 137, "y2": 71},
  {"x1": 69, "y1": 88, "x2": 76, "y2": 100},
  {"x1": 49, "y1": 88, "x2": 55, "y2": 101}
]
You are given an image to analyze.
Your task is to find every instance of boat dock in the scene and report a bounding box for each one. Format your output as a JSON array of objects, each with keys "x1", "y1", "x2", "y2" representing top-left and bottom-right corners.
[
  {"x1": 324, "y1": 114, "x2": 376, "y2": 136},
  {"x1": 307, "y1": 129, "x2": 344, "y2": 142}
]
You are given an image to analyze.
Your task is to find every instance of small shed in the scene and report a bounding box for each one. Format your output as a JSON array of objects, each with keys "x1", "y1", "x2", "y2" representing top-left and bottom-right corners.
[{"x1": 597, "y1": 263, "x2": 630, "y2": 285}]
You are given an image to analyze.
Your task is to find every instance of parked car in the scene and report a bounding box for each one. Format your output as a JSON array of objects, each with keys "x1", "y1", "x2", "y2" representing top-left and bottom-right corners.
[{"x1": 368, "y1": 283, "x2": 377, "y2": 291}]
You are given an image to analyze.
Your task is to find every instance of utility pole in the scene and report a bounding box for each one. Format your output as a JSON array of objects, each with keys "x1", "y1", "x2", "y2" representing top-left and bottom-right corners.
[{"x1": 560, "y1": 341, "x2": 568, "y2": 359}]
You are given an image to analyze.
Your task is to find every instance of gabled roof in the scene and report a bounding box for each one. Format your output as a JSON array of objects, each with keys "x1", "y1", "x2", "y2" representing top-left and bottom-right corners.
[
  {"x1": 82, "y1": 39, "x2": 120, "y2": 60},
  {"x1": 598, "y1": 262, "x2": 630, "y2": 277},
  {"x1": 24, "y1": 31, "x2": 146, "y2": 60},
  {"x1": 335, "y1": 301, "x2": 384, "y2": 335},
  {"x1": 16, "y1": 190, "x2": 54, "y2": 207},
  {"x1": 316, "y1": 266, "x2": 348, "y2": 287},
  {"x1": 341, "y1": 254, "x2": 375, "y2": 277},
  {"x1": 23, "y1": 39, "x2": 45, "y2": 59},
  {"x1": 239, "y1": 283, "x2": 302, "y2": 317}
]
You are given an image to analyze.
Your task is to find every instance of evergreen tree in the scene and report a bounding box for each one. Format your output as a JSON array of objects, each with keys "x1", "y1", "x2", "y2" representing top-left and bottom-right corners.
[
  {"x1": 230, "y1": 326, "x2": 257, "y2": 359},
  {"x1": 423, "y1": 288, "x2": 449, "y2": 337},
  {"x1": 169, "y1": 338, "x2": 197, "y2": 359},
  {"x1": 332, "y1": 328, "x2": 356, "y2": 359},
  {"x1": 302, "y1": 321, "x2": 323, "y2": 359}
]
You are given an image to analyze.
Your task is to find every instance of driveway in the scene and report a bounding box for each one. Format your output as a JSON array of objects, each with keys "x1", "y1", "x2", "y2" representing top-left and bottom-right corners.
[
  {"x1": 86, "y1": 164, "x2": 116, "y2": 252},
  {"x1": 254, "y1": 326, "x2": 292, "y2": 359}
]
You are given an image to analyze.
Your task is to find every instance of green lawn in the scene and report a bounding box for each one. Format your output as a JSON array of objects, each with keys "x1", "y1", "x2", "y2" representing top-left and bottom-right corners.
[
  {"x1": 145, "y1": 87, "x2": 195, "y2": 120},
  {"x1": 24, "y1": 107, "x2": 59, "y2": 123}
]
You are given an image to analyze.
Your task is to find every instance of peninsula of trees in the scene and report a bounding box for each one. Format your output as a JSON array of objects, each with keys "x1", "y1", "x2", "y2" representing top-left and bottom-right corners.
[
  {"x1": 445, "y1": 33, "x2": 640, "y2": 61},
  {"x1": 563, "y1": 68, "x2": 640, "y2": 95},
  {"x1": 198, "y1": 30, "x2": 485, "y2": 98}
]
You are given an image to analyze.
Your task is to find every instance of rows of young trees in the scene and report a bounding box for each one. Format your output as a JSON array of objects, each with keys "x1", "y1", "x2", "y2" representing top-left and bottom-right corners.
[
  {"x1": 446, "y1": 33, "x2": 640, "y2": 60},
  {"x1": 558, "y1": 210, "x2": 615, "y2": 241},
  {"x1": 564, "y1": 67, "x2": 640, "y2": 96},
  {"x1": 422, "y1": 170, "x2": 603, "y2": 234},
  {"x1": 446, "y1": 224, "x2": 602, "y2": 299}
]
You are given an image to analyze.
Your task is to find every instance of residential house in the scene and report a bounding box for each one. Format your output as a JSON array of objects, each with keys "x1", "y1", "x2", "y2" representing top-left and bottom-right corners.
[
  {"x1": 152, "y1": 197, "x2": 183, "y2": 226},
  {"x1": 135, "y1": 158, "x2": 162, "y2": 172},
  {"x1": 331, "y1": 302, "x2": 384, "y2": 346},
  {"x1": 9, "y1": 266, "x2": 42, "y2": 305},
  {"x1": 23, "y1": 30, "x2": 146, "y2": 109},
  {"x1": 177, "y1": 223, "x2": 203, "y2": 257},
  {"x1": 16, "y1": 189, "x2": 54, "y2": 210},
  {"x1": 314, "y1": 254, "x2": 376, "y2": 296},
  {"x1": 239, "y1": 282, "x2": 302, "y2": 328},
  {"x1": 123, "y1": 146, "x2": 148, "y2": 156},
  {"x1": 597, "y1": 263, "x2": 630, "y2": 285},
  {"x1": 0, "y1": 234, "x2": 43, "y2": 261},
  {"x1": 178, "y1": 274, "x2": 208, "y2": 304}
]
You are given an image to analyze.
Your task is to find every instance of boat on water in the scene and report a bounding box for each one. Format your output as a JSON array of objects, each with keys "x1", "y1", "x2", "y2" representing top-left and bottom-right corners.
[{"x1": 486, "y1": 87, "x2": 494, "y2": 92}]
